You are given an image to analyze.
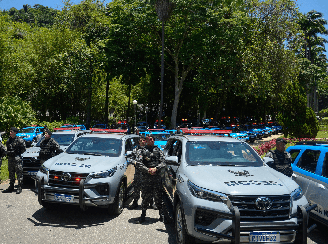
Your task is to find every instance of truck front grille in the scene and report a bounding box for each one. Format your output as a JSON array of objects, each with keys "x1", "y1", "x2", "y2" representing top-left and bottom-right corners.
[
  {"x1": 229, "y1": 195, "x2": 291, "y2": 221},
  {"x1": 23, "y1": 157, "x2": 41, "y2": 171},
  {"x1": 48, "y1": 170, "x2": 89, "y2": 188}
]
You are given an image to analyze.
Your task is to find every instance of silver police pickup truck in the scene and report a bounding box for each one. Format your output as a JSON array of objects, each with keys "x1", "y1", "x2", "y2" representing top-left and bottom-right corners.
[
  {"x1": 35, "y1": 133, "x2": 139, "y2": 215},
  {"x1": 162, "y1": 135, "x2": 315, "y2": 244}
]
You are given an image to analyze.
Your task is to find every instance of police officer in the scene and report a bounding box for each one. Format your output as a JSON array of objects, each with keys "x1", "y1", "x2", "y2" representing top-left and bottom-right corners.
[
  {"x1": 135, "y1": 135, "x2": 165, "y2": 223},
  {"x1": 265, "y1": 138, "x2": 293, "y2": 177},
  {"x1": 3, "y1": 127, "x2": 26, "y2": 194},
  {"x1": 129, "y1": 136, "x2": 146, "y2": 209},
  {"x1": 0, "y1": 141, "x2": 7, "y2": 183},
  {"x1": 39, "y1": 129, "x2": 62, "y2": 164}
]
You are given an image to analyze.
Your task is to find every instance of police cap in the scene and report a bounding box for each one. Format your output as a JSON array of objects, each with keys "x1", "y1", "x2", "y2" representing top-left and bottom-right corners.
[
  {"x1": 10, "y1": 127, "x2": 19, "y2": 133},
  {"x1": 276, "y1": 138, "x2": 287, "y2": 144}
]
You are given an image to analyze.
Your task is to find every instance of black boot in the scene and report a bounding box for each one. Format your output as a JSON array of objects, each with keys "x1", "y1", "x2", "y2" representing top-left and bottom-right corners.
[
  {"x1": 3, "y1": 183, "x2": 14, "y2": 193},
  {"x1": 16, "y1": 185, "x2": 22, "y2": 194},
  {"x1": 137, "y1": 210, "x2": 146, "y2": 224},
  {"x1": 129, "y1": 200, "x2": 138, "y2": 209}
]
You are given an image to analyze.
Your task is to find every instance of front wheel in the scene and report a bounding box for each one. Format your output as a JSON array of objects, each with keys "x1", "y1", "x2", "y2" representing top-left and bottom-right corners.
[
  {"x1": 108, "y1": 181, "x2": 126, "y2": 215},
  {"x1": 175, "y1": 202, "x2": 195, "y2": 244}
]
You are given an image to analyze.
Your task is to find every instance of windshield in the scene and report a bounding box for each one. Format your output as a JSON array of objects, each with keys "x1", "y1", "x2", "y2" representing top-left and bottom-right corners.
[
  {"x1": 66, "y1": 137, "x2": 122, "y2": 157},
  {"x1": 186, "y1": 141, "x2": 263, "y2": 166},
  {"x1": 152, "y1": 134, "x2": 170, "y2": 141},
  {"x1": 36, "y1": 134, "x2": 76, "y2": 147},
  {"x1": 19, "y1": 128, "x2": 35, "y2": 133}
]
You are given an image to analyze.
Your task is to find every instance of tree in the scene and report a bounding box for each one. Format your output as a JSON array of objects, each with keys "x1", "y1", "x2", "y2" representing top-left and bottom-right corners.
[
  {"x1": 298, "y1": 10, "x2": 328, "y2": 112},
  {"x1": 0, "y1": 96, "x2": 37, "y2": 133}
]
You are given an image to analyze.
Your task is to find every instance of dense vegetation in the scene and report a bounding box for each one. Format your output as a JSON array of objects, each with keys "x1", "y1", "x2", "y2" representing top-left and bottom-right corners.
[{"x1": 0, "y1": 0, "x2": 327, "y2": 137}]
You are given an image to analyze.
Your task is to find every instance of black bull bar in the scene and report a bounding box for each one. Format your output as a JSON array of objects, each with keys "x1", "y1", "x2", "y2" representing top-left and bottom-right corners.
[
  {"x1": 37, "y1": 177, "x2": 108, "y2": 211},
  {"x1": 195, "y1": 204, "x2": 317, "y2": 244}
]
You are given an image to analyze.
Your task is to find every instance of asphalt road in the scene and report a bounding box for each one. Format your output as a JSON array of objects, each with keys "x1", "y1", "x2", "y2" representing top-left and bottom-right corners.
[
  {"x1": 0, "y1": 181, "x2": 327, "y2": 244},
  {"x1": 0, "y1": 181, "x2": 176, "y2": 244}
]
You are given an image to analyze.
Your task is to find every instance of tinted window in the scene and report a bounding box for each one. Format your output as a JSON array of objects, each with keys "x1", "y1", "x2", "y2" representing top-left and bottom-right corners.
[
  {"x1": 36, "y1": 134, "x2": 76, "y2": 147},
  {"x1": 322, "y1": 153, "x2": 328, "y2": 178},
  {"x1": 296, "y1": 149, "x2": 320, "y2": 173},
  {"x1": 152, "y1": 133, "x2": 170, "y2": 141},
  {"x1": 186, "y1": 141, "x2": 262, "y2": 166},
  {"x1": 289, "y1": 149, "x2": 301, "y2": 163},
  {"x1": 19, "y1": 128, "x2": 35, "y2": 133},
  {"x1": 66, "y1": 137, "x2": 122, "y2": 157}
]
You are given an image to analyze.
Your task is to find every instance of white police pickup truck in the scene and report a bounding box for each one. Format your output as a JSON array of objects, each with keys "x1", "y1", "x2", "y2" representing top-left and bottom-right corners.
[
  {"x1": 22, "y1": 130, "x2": 88, "y2": 184},
  {"x1": 162, "y1": 135, "x2": 315, "y2": 244},
  {"x1": 35, "y1": 133, "x2": 139, "y2": 215}
]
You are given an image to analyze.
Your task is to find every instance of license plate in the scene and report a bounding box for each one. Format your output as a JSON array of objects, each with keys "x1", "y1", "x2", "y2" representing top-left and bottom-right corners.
[
  {"x1": 54, "y1": 193, "x2": 74, "y2": 202},
  {"x1": 250, "y1": 232, "x2": 280, "y2": 243},
  {"x1": 27, "y1": 171, "x2": 37, "y2": 176}
]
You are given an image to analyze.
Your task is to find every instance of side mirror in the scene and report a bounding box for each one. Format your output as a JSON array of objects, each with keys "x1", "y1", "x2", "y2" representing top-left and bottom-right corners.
[
  {"x1": 165, "y1": 156, "x2": 179, "y2": 166},
  {"x1": 125, "y1": 151, "x2": 133, "y2": 165}
]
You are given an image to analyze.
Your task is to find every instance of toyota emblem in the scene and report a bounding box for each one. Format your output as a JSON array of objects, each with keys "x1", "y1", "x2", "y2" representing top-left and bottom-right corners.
[
  {"x1": 255, "y1": 197, "x2": 272, "y2": 210},
  {"x1": 61, "y1": 172, "x2": 71, "y2": 181}
]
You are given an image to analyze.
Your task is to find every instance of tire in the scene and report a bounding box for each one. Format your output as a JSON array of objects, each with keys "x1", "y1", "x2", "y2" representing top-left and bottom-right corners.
[
  {"x1": 175, "y1": 202, "x2": 195, "y2": 244},
  {"x1": 108, "y1": 181, "x2": 126, "y2": 215}
]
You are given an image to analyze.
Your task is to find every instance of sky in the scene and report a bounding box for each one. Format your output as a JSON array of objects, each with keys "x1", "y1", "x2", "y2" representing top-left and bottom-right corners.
[{"x1": 0, "y1": 0, "x2": 327, "y2": 53}]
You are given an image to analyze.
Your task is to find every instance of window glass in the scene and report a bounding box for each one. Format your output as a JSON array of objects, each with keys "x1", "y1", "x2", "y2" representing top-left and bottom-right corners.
[
  {"x1": 66, "y1": 137, "x2": 122, "y2": 156},
  {"x1": 186, "y1": 141, "x2": 262, "y2": 166},
  {"x1": 296, "y1": 149, "x2": 320, "y2": 173},
  {"x1": 322, "y1": 153, "x2": 328, "y2": 178},
  {"x1": 289, "y1": 149, "x2": 301, "y2": 163}
]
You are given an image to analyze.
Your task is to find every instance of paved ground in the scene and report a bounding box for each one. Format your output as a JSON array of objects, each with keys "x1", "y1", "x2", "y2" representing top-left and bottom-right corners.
[{"x1": 0, "y1": 181, "x2": 175, "y2": 244}]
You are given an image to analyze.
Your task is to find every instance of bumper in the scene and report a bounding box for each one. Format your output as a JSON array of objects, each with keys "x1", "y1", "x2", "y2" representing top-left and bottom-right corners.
[
  {"x1": 37, "y1": 177, "x2": 112, "y2": 210},
  {"x1": 188, "y1": 204, "x2": 316, "y2": 244}
]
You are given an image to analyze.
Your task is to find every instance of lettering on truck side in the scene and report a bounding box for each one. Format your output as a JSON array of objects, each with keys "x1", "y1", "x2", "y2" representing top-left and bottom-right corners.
[
  {"x1": 55, "y1": 162, "x2": 91, "y2": 168},
  {"x1": 224, "y1": 180, "x2": 284, "y2": 187}
]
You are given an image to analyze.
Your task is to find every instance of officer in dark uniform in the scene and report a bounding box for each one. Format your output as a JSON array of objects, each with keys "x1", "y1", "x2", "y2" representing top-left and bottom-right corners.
[
  {"x1": 265, "y1": 138, "x2": 293, "y2": 177},
  {"x1": 129, "y1": 136, "x2": 146, "y2": 209},
  {"x1": 0, "y1": 141, "x2": 7, "y2": 183},
  {"x1": 39, "y1": 129, "x2": 62, "y2": 164},
  {"x1": 3, "y1": 127, "x2": 26, "y2": 194},
  {"x1": 134, "y1": 135, "x2": 165, "y2": 223}
]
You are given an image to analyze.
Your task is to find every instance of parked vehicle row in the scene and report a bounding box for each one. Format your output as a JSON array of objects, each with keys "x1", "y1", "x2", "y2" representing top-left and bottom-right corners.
[{"x1": 17, "y1": 122, "x2": 326, "y2": 243}]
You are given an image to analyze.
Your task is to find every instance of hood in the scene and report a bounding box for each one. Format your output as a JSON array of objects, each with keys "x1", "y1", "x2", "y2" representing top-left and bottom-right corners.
[
  {"x1": 185, "y1": 165, "x2": 298, "y2": 196},
  {"x1": 22, "y1": 146, "x2": 41, "y2": 157},
  {"x1": 43, "y1": 153, "x2": 123, "y2": 173},
  {"x1": 22, "y1": 145, "x2": 69, "y2": 158}
]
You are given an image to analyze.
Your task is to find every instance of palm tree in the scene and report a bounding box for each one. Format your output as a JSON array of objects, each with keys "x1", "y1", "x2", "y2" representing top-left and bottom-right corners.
[{"x1": 299, "y1": 10, "x2": 328, "y2": 112}]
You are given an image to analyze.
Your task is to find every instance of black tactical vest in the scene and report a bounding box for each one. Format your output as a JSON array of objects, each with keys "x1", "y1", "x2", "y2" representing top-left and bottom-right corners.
[
  {"x1": 141, "y1": 146, "x2": 161, "y2": 168},
  {"x1": 270, "y1": 150, "x2": 293, "y2": 177}
]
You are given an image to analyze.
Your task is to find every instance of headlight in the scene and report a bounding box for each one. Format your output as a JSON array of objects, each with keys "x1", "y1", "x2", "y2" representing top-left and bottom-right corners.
[
  {"x1": 40, "y1": 164, "x2": 49, "y2": 174},
  {"x1": 291, "y1": 187, "x2": 303, "y2": 201},
  {"x1": 188, "y1": 180, "x2": 230, "y2": 205},
  {"x1": 89, "y1": 166, "x2": 117, "y2": 178}
]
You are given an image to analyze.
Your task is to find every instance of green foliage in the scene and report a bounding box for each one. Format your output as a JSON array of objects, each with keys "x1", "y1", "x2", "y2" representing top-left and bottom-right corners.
[
  {"x1": 0, "y1": 158, "x2": 9, "y2": 182},
  {"x1": 277, "y1": 84, "x2": 319, "y2": 138},
  {"x1": 0, "y1": 0, "x2": 327, "y2": 128},
  {"x1": 0, "y1": 96, "x2": 37, "y2": 133},
  {"x1": 5, "y1": 4, "x2": 59, "y2": 27}
]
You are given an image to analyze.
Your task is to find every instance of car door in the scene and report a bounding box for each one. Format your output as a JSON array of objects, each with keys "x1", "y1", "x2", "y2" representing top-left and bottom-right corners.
[
  {"x1": 310, "y1": 151, "x2": 328, "y2": 224},
  {"x1": 124, "y1": 137, "x2": 138, "y2": 186},
  {"x1": 291, "y1": 149, "x2": 324, "y2": 218},
  {"x1": 163, "y1": 138, "x2": 182, "y2": 202}
]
